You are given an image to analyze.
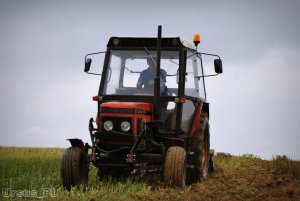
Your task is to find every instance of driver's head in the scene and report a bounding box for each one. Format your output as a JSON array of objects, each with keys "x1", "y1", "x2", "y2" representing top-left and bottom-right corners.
[{"x1": 147, "y1": 57, "x2": 156, "y2": 73}]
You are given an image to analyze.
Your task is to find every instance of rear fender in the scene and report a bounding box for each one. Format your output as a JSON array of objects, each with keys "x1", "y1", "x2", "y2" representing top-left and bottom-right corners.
[{"x1": 189, "y1": 102, "x2": 203, "y2": 138}]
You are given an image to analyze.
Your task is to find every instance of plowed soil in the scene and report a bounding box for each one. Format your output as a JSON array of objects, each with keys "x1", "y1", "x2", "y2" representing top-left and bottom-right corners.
[{"x1": 134, "y1": 154, "x2": 300, "y2": 201}]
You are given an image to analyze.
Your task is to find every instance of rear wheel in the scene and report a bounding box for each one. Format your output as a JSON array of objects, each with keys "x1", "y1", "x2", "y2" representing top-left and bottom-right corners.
[
  {"x1": 164, "y1": 146, "x2": 186, "y2": 187},
  {"x1": 61, "y1": 147, "x2": 89, "y2": 190},
  {"x1": 208, "y1": 155, "x2": 214, "y2": 173},
  {"x1": 200, "y1": 129, "x2": 210, "y2": 179},
  {"x1": 187, "y1": 114, "x2": 210, "y2": 183}
]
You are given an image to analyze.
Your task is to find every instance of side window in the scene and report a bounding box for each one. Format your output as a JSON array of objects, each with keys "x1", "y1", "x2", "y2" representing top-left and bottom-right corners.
[
  {"x1": 185, "y1": 55, "x2": 200, "y2": 98},
  {"x1": 104, "y1": 54, "x2": 122, "y2": 95},
  {"x1": 185, "y1": 54, "x2": 205, "y2": 99},
  {"x1": 196, "y1": 56, "x2": 206, "y2": 99}
]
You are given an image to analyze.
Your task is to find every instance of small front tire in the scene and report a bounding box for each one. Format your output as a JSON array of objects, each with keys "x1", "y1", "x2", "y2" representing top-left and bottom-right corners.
[
  {"x1": 60, "y1": 147, "x2": 89, "y2": 190},
  {"x1": 164, "y1": 146, "x2": 186, "y2": 187}
]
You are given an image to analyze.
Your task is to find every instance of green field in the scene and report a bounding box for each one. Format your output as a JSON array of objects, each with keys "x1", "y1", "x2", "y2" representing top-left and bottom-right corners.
[{"x1": 1, "y1": 147, "x2": 299, "y2": 200}]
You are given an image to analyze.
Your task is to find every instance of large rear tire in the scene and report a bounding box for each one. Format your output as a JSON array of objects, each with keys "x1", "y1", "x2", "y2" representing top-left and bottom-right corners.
[
  {"x1": 61, "y1": 147, "x2": 89, "y2": 190},
  {"x1": 187, "y1": 114, "x2": 210, "y2": 183},
  {"x1": 164, "y1": 146, "x2": 186, "y2": 187}
]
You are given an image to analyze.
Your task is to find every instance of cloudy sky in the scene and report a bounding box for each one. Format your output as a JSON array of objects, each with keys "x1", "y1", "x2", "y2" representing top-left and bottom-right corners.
[{"x1": 0, "y1": 0, "x2": 299, "y2": 160}]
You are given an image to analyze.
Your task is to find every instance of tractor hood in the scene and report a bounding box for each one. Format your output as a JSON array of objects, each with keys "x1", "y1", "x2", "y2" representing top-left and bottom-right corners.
[{"x1": 100, "y1": 102, "x2": 152, "y2": 115}]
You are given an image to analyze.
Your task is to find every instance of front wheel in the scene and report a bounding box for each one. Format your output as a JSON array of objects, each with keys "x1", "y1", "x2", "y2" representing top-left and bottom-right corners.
[
  {"x1": 163, "y1": 146, "x2": 186, "y2": 187},
  {"x1": 60, "y1": 147, "x2": 89, "y2": 190}
]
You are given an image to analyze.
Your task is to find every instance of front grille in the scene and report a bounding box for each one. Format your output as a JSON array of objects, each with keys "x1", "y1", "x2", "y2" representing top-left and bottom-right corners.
[{"x1": 101, "y1": 117, "x2": 132, "y2": 134}]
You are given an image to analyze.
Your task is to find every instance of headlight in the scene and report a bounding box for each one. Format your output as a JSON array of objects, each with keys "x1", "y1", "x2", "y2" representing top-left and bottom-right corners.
[
  {"x1": 120, "y1": 121, "x2": 131, "y2": 132},
  {"x1": 103, "y1": 120, "x2": 113, "y2": 131}
]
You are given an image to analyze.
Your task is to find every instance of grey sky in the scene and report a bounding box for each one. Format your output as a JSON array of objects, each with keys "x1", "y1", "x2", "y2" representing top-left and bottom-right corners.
[{"x1": 0, "y1": 0, "x2": 299, "y2": 159}]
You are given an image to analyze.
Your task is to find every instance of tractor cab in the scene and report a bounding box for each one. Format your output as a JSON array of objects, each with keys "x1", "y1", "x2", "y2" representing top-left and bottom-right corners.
[
  {"x1": 61, "y1": 26, "x2": 223, "y2": 190},
  {"x1": 85, "y1": 36, "x2": 222, "y2": 133}
]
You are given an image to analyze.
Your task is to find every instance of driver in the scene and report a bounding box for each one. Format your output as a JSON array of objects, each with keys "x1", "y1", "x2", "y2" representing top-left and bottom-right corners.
[{"x1": 136, "y1": 57, "x2": 168, "y2": 95}]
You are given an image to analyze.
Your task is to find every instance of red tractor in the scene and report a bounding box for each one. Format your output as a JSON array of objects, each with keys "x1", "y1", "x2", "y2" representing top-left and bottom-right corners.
[{"x1": 61, "y1": 26, "x2": 223, "y2": 190}]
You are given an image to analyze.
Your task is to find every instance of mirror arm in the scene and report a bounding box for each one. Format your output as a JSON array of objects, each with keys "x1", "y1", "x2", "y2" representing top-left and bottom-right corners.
[
  {"x1": 197, "y1": 52, "x2": 221, "y2": 60},
  {"x1": 166, "y1": 73, "x2": 178, "y2": 76},
  {"x1": 84, "y1": 51, "x2": 106, "y2": 70},
  {"x1": 85, "y1": 51, "x2": 106, "y2": 61},
  {"x1": 84, "y1": 51, "x2": 106, "y2": 75},
  {"x1": 87, "y1": 72, "x2": 102, "y2": 76},
  {"x1": 195, "y1": 73, "x2": 219, "y2": 79},
  {"x1": 85, "y1": 52, "x2": 105, "y2": 70}
]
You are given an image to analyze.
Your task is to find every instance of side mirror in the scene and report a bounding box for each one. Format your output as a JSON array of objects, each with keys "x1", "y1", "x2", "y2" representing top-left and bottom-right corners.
[
  {"x1": 84, "y1": 58, "x2": 92, "y2": 73},
  {"x1": 214, "y1": 59, "x2": 223, "y2": 74}
]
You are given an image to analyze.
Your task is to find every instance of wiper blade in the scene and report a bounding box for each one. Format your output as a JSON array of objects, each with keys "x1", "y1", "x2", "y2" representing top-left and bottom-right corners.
[
  {"x1": 125, "y1": 66, "x2": 141, "y2": 73},
  {"x1": 143, "y1": 46, "x2": 166, "y2": 82},
  {"x1": 144, "y1": 46, "x2": 156, "y2": 65}
]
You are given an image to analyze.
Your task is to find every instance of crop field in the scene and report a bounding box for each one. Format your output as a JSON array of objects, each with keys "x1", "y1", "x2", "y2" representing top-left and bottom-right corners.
[{"x1": 0, "y1": 147, "x2": 299, "y2": 201}]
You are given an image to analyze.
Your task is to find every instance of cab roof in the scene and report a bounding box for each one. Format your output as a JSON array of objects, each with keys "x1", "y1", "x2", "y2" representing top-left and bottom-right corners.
[{"x1": 107, "y1": 37, "x2": 196, "y2": 50}]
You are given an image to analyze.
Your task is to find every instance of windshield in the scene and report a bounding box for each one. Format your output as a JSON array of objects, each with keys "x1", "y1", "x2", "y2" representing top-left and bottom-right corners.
[{"x1": 103, "y1": 50, "x2": 179, "y2": 96}]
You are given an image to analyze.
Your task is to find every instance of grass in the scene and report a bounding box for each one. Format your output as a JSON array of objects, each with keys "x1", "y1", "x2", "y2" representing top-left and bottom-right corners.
[
  {"x1": 0, "y1": 147, "x2": 149, "y2": 201},
  {"x1": 0, "y1": 147, "x2": 299, "y2": 201},
  {"x1": 271, "y1": 155, "x2": 300, "y2": 180},
  {"x1": 0, "y1": 147, "x2": 62, "y2": 190}
]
